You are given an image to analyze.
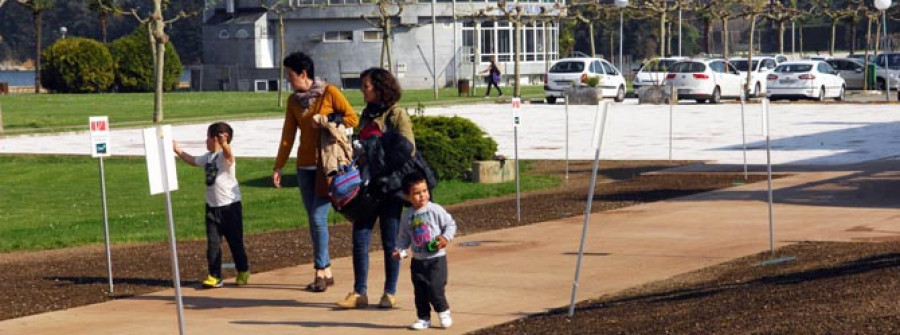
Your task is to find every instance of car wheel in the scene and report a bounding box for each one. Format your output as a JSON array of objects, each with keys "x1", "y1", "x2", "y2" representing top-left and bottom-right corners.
[
  {"x1": 709, "y1": 87, "x2": 721, "y2": 104},
  {"x1": 834, "y1": 86, "x2": 845, "y2": 101},
  {"x1": 546, "y1": 96, "x2": 557, "y2": 104},
  {"x1": 754, "y1": 82, "x2": 761, "y2": 98},
  {"x1": 877, "y1": 78, "x2": 887, "y2": 91},
  {"x1": 817, "y1": 86, "x2": 826, "y2": 102},
  {"x1": 614, "y1": 85, "x2": 626, "y2": 102}
]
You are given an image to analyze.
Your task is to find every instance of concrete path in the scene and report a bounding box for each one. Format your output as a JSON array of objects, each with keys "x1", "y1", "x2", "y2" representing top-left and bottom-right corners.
[
  {"x1": 2, "y1": 160, "x2": 899, "y2": 334},
  {"x1": 3, "y1": 101, "x2": 900, "y2": 165}
]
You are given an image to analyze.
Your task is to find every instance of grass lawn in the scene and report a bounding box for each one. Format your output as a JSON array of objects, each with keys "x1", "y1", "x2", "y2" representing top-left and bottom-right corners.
[
  {"x1": 0, "y1": 155, "x2": 558, "y2": 253},
  {"x1": 0, "y1": 86, "x2": 547, "y2": 135}
]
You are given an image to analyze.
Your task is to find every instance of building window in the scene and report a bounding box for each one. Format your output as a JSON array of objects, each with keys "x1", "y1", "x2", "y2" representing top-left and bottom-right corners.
[
  {"x1": 363, "y1": 30, "x2": 383, "y2": 42},
  {"x1": 323, "y1": 31, "x2": 352, "y2": 43},
  {"x1": 462, "y1": 20, "x2": 559, "y2": 64}
]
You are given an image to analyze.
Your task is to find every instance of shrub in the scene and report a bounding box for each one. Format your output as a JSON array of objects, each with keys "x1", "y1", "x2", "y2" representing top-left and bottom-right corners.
[
  {"x1": 40, "y1": 38, "x2": 115, "y2": 93},
  {"x1": 110, "y1": 25, "x2": 183, "y2": 92},
  {"x1": 412, "y1": 116, "x2": 498, "y2": 180},
  {"x1": 585, "y1": 75, "x2": 601, "y2": 87}
]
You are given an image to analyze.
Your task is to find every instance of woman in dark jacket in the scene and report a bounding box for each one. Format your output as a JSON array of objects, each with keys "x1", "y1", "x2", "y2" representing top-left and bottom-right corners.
[{"x1": 336, "y1": 68, "x2": 415, "y2": 309}]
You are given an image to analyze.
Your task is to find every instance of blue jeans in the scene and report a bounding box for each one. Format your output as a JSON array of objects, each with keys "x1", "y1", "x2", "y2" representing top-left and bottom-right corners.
[
  {"x1": 297, "y1": 168, "x2": 332, "y2": 270},
  {"x1": 351, "y1": 196, "x2": 402, "y2": 296}
]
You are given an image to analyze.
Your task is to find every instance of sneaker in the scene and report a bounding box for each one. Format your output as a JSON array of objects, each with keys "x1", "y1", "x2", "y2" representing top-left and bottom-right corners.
[
  {"x1": 336, "y1": 292, "x2": 368, "y2": 309},
  {"x1": 201, "y1": 274, "x2": 223, "y2": 288},
  {"x1": 438, "y1": 310, "x2": 453, "y2": 328},
  {"x1": 378, "y1": 293, "x2": 396, "y2": 308},
  {"x1": 235, "y1": 271, "x2": 250, "y2": 286},
  {"x1": 409, "y1": 319, "x2": 430, "y2": 330}
]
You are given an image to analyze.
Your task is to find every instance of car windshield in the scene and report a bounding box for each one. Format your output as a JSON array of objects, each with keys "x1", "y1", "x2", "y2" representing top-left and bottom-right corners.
[
  {"x1": 549, "y1": 61, "x2": 585, "y2": 73},
  {"x1": 642, "y1": 59, "x2": 680, "y2": 72},
  {"x1": 669, "y1": 62, "x2": 706, "y2": 73},
  {"x1": 874, "y1": 54, "x2": 900, "y2": 69},
  {"x1": 774, "y1": 64, "x2": 812, "y2": 73},
  {"x1": 730, "y1": 60, "x2": 759, "y2": 72}
]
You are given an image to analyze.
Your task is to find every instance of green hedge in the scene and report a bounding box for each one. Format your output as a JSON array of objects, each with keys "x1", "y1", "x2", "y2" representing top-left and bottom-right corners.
[
  {"x1": 40, "y1": 38, "x2": 115, "y2": 93},
  {"x1": 110, "y1": 25, "x2": 182, "y2": 92},
  {"x1": 412, "y1": 116, "x2": 497, "y2": 180}
]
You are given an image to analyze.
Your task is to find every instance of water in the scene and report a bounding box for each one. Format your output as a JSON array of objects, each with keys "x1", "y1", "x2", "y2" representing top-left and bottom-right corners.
[{"x1": 0, "y1": 70, "x2": 191, "y2": 87}]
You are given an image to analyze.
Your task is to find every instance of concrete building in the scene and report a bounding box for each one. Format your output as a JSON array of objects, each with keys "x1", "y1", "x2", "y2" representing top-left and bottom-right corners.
[{"x1": 199, "y1": 0, "x2": 564, "y2": 92}]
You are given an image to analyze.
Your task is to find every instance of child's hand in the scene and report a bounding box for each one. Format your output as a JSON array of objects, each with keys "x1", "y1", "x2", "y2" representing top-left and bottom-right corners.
[
  {"x1": 217, "y1": 133, "x2": 229, "y2": 146},
  {"x1": 391, "y1": 249, "x2": 401, "y2": 260},
  {"x1": 436, "y1": 236, "x2": 448, "y2": 250}
]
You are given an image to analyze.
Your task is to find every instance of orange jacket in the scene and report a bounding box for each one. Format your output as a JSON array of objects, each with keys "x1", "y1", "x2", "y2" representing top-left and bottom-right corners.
[{"x1": 274, "y1": 85, "x2": 359, "y2": 170}]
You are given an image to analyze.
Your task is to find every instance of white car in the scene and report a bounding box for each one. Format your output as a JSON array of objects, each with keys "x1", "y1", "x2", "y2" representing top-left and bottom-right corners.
[
  {"x1": 632, "y1": 56, "x2": 687, "y2": 96},
  {"x1": 728, "y1": 56, "x2": 778, "y2": 97},
  {"x1": 664, "y1": 58, "x2": 744, "y2": 104},
  {"x1": 544, "y1": 57, "x2": 627, "y2": 104},
  {"x1": 766, "y1": 60, "x2": 846, "y2": 101}
]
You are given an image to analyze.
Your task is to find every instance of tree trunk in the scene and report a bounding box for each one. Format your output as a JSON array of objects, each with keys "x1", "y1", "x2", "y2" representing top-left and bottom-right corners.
[
  {"x1": 472, "y1": 20, "x2": 480, "y2": 96},
  {"x1": 278, "y1": 14, "x2": 285, "y2": 107},
  {"x1": 100, "y1": 11, "x2": 108, "y2": 43},
  {"x1": 800, "y1": 22, "x2": 804, "y2": 56},
  {"x1": 851, "y1": 18, "x2": 857, "y2": 55},
  {"x1": 865, "y1": 16, "x2": 872, "y2": 91},
  {"x1": 33, "y1": 9, "x2": 42, "y2": 94},
  {"x1": 588, "y1": 22, "x2": 595, "y2": 57},
  {"x1": 779, "y1": 21, "x2": 785, "y2": 54},
  {"x1": 830, "y1": 20, "x2": 837, "y2": 56},
  {"x1": 747, "y1": 15, "x2": 756, "y2": 96},
  {"x1": 514, "y1": 19, "x2": 521, "y2": 97},
  {"x1": 722, "y1": 18, "x2": 729, "y2": 59},
  {"x1": 151, "y1": 0, "x2": 166, "y2": 123},
  {"x1": 386, "y1": 22, "x2": 394, "y2": 74},
  {"x1": 659, "y1": 11, "x2": 667, "y2": 56},
  {"x1": 705, "y1": 19, "x2": 713, "y2": 54}
]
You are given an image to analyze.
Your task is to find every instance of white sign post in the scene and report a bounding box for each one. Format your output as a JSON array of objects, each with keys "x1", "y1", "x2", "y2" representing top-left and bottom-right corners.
[
  {"x1": 565, "y1": 94, "x2": 570, "y2": 180},
  {"x1": 512, "y1": 97, "x2": 522, "y2": 222},
  {"x1": 89, "y1": 116, "x2": 114, "y2": 294},
  {"x1": 569, "y1": 101, "x2": 610, "y2": 317},
  {"x1": 142, "y1": 125, "x2": 186, "y2": 335},
  {"x1": 740, "y1": 90, "x2": 748, "y2": 180}
]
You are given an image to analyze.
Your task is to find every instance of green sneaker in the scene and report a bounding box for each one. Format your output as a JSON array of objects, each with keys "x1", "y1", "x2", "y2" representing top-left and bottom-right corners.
[
  {"x1": 201, "y1": 274, "x2": 223, "y2": 288},
  {"x1": 236, "y1": 271, "x2": 250, "y2": 286}
]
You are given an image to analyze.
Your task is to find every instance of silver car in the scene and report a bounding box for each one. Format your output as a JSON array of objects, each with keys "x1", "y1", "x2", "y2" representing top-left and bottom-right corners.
[{"x1": 826, "y1": 58, "x2": 897, "y2": 90}]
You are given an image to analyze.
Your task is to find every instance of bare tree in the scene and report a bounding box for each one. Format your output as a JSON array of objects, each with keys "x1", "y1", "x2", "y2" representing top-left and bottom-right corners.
[
  {"x1": 104, "y1": 0, "x2": 209, "y2": 123},
  {"x1": 737, "y1": 0, "x2": 767, "y2": 96},
  {"x1": 15, "y1": 0, "x2": 55, "y2": 94},
  {"x1": 570, "y1": 1, "x2": 618, "y2": 58},
  {"x1": 707, "y1": 0, "x2": 739, "y2": 59},
  {"x1": 819, "y1": 0, "x2": 857, "y2": 56},
  {"x1": 257, "y1": 0, "x2": 314, "y2": 107},
  {"x1": 762, "y1": 0, "x2": 802, "y2": 55},
  {"x1": 361, "y1": 0, "x2": 405, "y2": 76},
  {"x1": 633, "y1": 0, "x2": 690, "y2": 58}
]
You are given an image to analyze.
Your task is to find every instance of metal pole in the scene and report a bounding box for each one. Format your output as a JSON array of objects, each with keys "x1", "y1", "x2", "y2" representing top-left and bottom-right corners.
[
  {"x1": 669, "y1": 85, "x2": 675, "y2": 160},
  {"x1": 156, "y1": 126, "x2": 186, "y2": 335},
  {"x1": 619, "y1": 10, "x2": 624, "y2": 73},
  {"x1": 98, "y1": 157, "x2": 113, "y2": 294},
  {"x1": 791, "y1": 21, "x2": 796, "y2": 57},
  {"x1": 514, "y1": 123, "x2": 520, "y2": 222},
  {"x1": 568, "y1": 102, "x2": 609, "y2": 317},
  {"x1": 432, "y1": 0, "x2": 438, "y2": 99},
  {"x1": 565, "y1": 94, "x2": 570, "y2": 181},
  {"x1": 740, "y1": 90, "x2": 748, "y2": 180},
  {"x1": 678, "y1": 8, "x2": 682, "y2": 56},
  {"x1": 884, "y1": 10, "x2": 890, "y2": 102},
  {"x1": 763, "y1": 99, "x2": 774, "y2": 254},
  {"x1": 452, "y1": 0, "x2": 457, "y2": 84}
]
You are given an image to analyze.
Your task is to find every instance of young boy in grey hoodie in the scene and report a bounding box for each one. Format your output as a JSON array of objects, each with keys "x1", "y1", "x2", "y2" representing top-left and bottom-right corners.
[{"x1": 393, "y1": 172, "x2": 457, "y2": 330}]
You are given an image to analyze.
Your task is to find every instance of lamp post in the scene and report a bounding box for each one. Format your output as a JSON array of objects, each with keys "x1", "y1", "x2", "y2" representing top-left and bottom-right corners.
[
  {"x1": 60, "y1": 26, "x2": 67, "y2": 39},
  {"x1": 875, "y1": 0, "x2": 891, "y2": 101},
  {"x1": 615, "y1": 0, "x2": 628, "y2": 73}
]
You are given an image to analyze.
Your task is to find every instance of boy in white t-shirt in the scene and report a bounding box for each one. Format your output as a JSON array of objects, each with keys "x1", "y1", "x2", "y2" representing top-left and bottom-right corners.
[
  {"x1": 393, "y1": 172, "x2": 457, "y2": 330},
  {"x1": 173, "y1": 122, "x2": 250, "y2": 288}
]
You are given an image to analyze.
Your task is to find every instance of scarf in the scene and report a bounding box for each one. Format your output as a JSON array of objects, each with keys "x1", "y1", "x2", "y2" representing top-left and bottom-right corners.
[
  {"x1": 362, "y1": 102, "x2": 389, "y2": 119},
  {"x1": 292, "y1": 81, "x2": 326, "y2": 109}
]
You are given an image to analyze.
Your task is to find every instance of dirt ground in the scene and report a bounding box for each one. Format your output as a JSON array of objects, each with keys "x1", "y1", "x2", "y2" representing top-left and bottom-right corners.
[{"x1": 8, "y1": 160, "x2": 895, "y2": 333}]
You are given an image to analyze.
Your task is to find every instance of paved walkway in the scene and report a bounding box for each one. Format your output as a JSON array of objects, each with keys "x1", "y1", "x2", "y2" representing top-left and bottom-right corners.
[{"x1": 2, "y1": 160, "x2": 899, "y2": 334}]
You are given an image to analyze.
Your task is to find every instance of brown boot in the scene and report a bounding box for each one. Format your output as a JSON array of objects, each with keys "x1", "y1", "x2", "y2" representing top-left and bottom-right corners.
[{"x1": 336, "y1": 292, "x2": 368, "y2": 309}]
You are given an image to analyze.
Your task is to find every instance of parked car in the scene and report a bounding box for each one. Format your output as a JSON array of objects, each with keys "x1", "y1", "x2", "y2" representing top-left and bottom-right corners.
[
  {"x1": 728, "y1": 56, "x2": 778, "y2": 97},
  {"x1": 826, "y1": 58, "x2": 898, "y2": 90},
  {"x1": 544, "y1": 57, "x2": 627, "y2": 104},
  {"x1": 632, "y1": 56, "x2": 687, "y2": 96},
  {"x1": 766, "y1": 60, "x2": 845, "y2": 101},
  {"x1": 846, "y1": 53, "x2": 875, "y2": 64},
  {"x1": 664, "y1": 58, "x2": 744, "y2": 104},
  {"x1": 872, "y1": 52, "x2": 900, "y2": 90},
  {"x1": 758, "y1": 53, "x2": 789, "y2": 63}
]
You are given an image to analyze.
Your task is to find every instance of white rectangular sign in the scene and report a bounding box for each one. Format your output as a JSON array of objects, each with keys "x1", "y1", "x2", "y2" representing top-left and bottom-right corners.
[
  {"x1": 89, "y1": 116, "x2": 110, "y2": 158},
  {"x1": 511, "y1": 97, "x2": 521, "y2": 127},
  {"x1": 143, "y1": 125, "x2": 179, "y2": 195}
]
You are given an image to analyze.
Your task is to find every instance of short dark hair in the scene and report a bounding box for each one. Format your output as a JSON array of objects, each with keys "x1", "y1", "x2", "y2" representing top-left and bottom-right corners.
[
  {"x1": 402, "y1": 171, "x2": 427, "y2": 195},
  {"x1": 283, "y1": 52, "x2": 315, "y2": 79},
  {"x1": 360, "y1": 67, "x2": 402, "y2": 107},
  {"x1": 207, "y1": 122, "x2": 233, "y2": 144}
]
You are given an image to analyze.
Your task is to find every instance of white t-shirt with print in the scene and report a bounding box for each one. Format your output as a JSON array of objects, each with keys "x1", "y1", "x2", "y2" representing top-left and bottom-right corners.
[{"x1": 194, "y1": 151, "x2": 242, "y2": 207}]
